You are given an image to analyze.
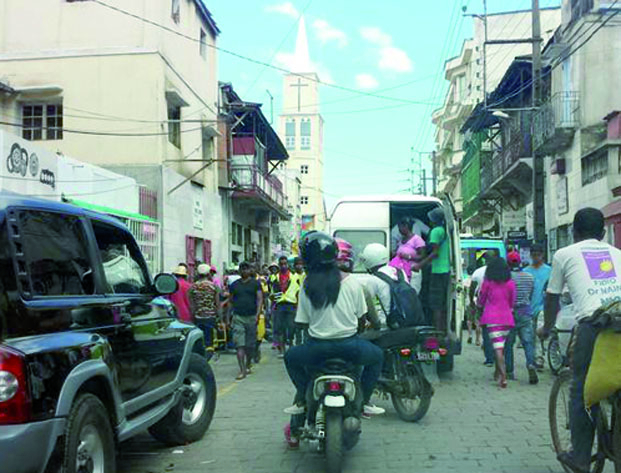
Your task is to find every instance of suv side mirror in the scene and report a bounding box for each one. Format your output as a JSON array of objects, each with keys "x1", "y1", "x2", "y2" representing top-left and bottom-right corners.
[{"x1": 154, "y1": 273, "x2": 178, "y2": 295}]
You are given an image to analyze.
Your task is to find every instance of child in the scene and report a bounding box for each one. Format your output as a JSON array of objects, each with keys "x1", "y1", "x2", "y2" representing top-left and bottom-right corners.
[
  {"x1": 478, "y1": 257, "x2": 516, "y2": 388},
  {"x1": 389, "y1": 234, "x2": 425, "y2": 293}
]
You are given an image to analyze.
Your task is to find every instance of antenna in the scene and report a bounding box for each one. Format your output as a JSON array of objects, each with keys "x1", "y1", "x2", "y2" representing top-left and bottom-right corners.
[{"x1": 266, "y1": 89, "x2": 274, "y2": 124}]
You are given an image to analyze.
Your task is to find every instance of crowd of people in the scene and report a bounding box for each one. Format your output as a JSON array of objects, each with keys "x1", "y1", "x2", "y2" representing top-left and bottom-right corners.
[
  {"x1": 165, "y1": 257, "x2": 309, "y2": 380},
  {"x1": 466, "y1": 244, "x2": 551, "y2": 388},
  {"x1": 161, "y1": 206, "x2": 621, "y2": 473}
]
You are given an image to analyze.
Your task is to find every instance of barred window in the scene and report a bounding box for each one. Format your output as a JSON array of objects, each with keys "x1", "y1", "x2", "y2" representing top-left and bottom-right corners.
[{"x1": 22, "y1": 104, "x2": 63, "y2": 141}]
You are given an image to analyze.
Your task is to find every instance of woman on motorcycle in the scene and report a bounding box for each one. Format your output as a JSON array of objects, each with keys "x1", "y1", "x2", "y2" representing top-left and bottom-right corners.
[{"x1": 284, "y1": 232, "x2": 385, "y2": 416}]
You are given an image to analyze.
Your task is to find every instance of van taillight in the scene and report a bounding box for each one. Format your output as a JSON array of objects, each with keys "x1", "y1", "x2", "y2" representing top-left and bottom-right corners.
[{"x1": 0, "y1": 346, "x2": 30, "y2": 425}]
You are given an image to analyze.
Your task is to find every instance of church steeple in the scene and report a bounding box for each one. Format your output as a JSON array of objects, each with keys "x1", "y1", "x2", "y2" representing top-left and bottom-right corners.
[{"x1": 291, "y1": 16, "x2": 313, "y2": 73}]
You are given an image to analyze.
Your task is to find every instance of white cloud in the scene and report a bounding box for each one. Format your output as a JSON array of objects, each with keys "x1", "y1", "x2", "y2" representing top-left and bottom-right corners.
[
  {"x1": 355, "y1": 73, "x2": 379, "y2": 89},
  {"x1": 275, "y1": 52, "x2": 334, "y2": 84},
  {"x1": 360, "y1": 26, "x2": 392, "y2": 47},
  {"x1": 378, "y1": 46, "x2": 413, "y2": 73},
  {"x1": 265, "y1": 2, "x2": 299, "y2": 18},
  {"x1": 359, "y1": 26, "x2": 413, "y2": 73},
  {"x1": 312, "y1": 19, "x2": 348, "y2": 48}
]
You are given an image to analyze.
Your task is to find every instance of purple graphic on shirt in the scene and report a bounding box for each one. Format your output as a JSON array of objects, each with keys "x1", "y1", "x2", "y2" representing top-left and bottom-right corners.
[{"x1": 582, "y1": 250, "x2": 617, "y2": 280}]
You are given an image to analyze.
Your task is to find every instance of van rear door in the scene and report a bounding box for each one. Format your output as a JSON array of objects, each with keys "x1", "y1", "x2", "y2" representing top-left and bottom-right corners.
[{"x1": 441, "y1": 195, "x2": 464, "y2": 349}]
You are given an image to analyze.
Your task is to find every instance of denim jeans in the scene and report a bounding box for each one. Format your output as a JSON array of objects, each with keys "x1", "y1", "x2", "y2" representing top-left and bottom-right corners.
[
  {"x1": 195, "y1": 318, "x2": 216, "y2": 348},
  {"x1": 505, "y1": 314, "x2": 536, "y2": 374},
  {"x1": 284, "y1": 335, "x2": 383, "y2": 404},
  {"x1": 569, "y1": 320, "x2": 598, "y2": 468},
  {"x1": 481, "y1": 327, "x2": 495, "y2": 364},
  {"x1": 274, "y1": 303, "x2": 296, "y2": 347}
]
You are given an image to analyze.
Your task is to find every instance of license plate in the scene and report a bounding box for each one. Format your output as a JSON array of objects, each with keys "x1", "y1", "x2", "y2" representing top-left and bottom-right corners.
[{"x1": 416, "y1": 352, "x2": 440, "y2": 362}]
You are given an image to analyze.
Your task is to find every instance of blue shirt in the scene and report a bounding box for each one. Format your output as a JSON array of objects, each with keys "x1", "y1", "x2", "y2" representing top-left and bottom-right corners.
[{"x1": 524, "y1": 264, "x2": 552, "y2": 315}]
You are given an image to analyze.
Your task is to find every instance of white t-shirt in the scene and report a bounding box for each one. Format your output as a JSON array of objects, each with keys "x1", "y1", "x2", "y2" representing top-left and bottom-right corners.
[
  {"x1": 356, "y1": 266, "x2": 409, "y2": 325},
  {"x1": 547, "y1": 239, "x2": 621, "y2": 320},
  {"x1": 295, "y1": 275, "x2": 367, "y2": 339},
  {"x1": 470, "y1": 266, "x2": 486, "y2": 295}
]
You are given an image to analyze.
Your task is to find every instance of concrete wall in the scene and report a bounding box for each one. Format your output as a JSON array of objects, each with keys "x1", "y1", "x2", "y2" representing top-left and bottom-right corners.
[{"x1": 545, "y1": 12, "x2": 621, "y2": 240}]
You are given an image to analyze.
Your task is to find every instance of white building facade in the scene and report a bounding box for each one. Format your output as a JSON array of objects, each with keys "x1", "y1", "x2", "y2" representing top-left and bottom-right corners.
[{"x1": 0, "y1": 0, "x2": 225, "y2": 275}]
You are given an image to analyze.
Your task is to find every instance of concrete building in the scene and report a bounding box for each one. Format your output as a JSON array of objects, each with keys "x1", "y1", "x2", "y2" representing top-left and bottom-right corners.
[
  {"x1": 534, "y1": 0, "x2": 621, "y2": 252},
  {"x1": 432, "y1": 7, "x2": 561, "y2": 233},
  {"x1": 218, "y1": 83, "x2": 291, "y2": 265},
  {"x1": 278, "y1": 17, "x2": 326, "y2": 232},
  {"x1": 0, "y1": 0, "x2": 224, "y2": 275}
]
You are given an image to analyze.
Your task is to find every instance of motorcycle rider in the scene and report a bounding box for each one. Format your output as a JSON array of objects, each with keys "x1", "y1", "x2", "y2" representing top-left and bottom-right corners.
[
  {"x1": 540, "y1": 208, "x2": 621, "y2": 473},
  {"x1": 283, "y1": 232, "x2": 385, "y2": 416},
  {"x1": 359, "y1": 243, "x2": 425, "y2": 327},
  {"x1": 335, "y1": 238, "x2": 382, "y2": 331}
]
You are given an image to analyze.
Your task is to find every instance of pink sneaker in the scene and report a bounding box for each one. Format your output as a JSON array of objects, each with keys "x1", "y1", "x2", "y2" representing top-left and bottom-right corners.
[{"x1": 284, "y1": 423, "x2": 299, "y2": 449}]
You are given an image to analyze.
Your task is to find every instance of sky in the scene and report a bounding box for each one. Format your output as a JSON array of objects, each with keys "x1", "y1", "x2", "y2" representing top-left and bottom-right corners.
[{"x1": 208, "y1": 0, "x2": 561, "y2": 213}]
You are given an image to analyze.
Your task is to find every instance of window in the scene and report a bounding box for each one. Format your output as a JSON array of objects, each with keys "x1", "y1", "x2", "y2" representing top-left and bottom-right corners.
[
  {"x1": 200, "y1": 29, "x2": 207, "y2": 58},
  {"x1": 582, "y1": 149, "x2": 608, "y2": 186},
  {"x1": 285, "y1": 118, "x2": 296, "y2": 149},
  {"x1": 301, "y1": 164, "x2": 309, "y2": 175},
  {"x1": 300, "y1": 196, "x2": 309, "y2": 205},
  {"x1": 333, "y1": 230, "x2": 386, "y2": 273},
  {"x1": 232, "y1": 222, "x2": 243, "y2": 246},
  {"x1": 301, "y1": 118, "x2": 311, "y2": 150},
  {"x1": 92, "y1": 221, "x2": 149, "y2": 294},
  {"x1": 171, "y1": 0, "x2": 180, "y2": 23},
  {"x1": 168, "y1": 104, "x2": 181, "y2": 148},
  {"x1": 18, "y1": 211, "x2": 93, "y2": 297},
  {"x1": 22, "y1": 104, "x2": 63, "y2": 141}
]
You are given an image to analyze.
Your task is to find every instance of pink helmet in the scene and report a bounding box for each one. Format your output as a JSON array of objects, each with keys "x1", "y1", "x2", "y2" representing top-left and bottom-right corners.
[{"x1": 335, "y1": 238, "x2": 354, "y2": 270}]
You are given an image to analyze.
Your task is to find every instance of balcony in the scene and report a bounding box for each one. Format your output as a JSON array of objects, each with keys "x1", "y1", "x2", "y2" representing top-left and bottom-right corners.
[
  {"x1": 481, "y1": 129, "x2": 533, "y2": 203},
  {"x1": 533, "y1": 92, "x2": 580, "y2": 155},
  {"x1": 230, "y1": 163, "x2": 289, "y2": 218}
]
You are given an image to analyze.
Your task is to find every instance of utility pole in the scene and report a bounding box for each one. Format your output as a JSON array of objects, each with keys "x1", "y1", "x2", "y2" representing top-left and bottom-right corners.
[
  {"x1": 431, "y1": 150, "x2": 437, "y2": 195},
  {"x1": 531, "y1": 0, "x2": 546, "y2": 245},
  {"x1": 483, "y1": 0, "x2": 488, "y2": 109}
]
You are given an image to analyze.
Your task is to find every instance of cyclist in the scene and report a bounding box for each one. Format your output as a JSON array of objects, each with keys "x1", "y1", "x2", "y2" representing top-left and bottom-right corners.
[{"x1": 540, "y1": 208, "x2": 621, "y2": 473}]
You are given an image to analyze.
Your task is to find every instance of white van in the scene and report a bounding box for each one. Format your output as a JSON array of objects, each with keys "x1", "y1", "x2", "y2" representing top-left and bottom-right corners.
[{"x1": 328, "y1": 195, "x2": 464, "y2": 371}]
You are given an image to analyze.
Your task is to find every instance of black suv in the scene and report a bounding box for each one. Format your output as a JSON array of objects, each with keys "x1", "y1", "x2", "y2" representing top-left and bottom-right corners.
[{"x1": 0, "y1": 192, "x2": 216, "y2": 473}]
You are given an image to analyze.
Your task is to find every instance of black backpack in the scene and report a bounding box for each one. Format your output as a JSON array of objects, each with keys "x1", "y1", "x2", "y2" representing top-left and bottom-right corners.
[{"x1": 374, "y1": 270, "x2": 426, "y2": 329}]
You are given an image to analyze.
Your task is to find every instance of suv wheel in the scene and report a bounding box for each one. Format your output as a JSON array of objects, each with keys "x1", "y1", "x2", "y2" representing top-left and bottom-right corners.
[
  {"x1": 149, "y1": 353, "x2": 216, "y2": 445},
  {"x1": 62, "y1": 394, "x2": 115, "y2": 473}
]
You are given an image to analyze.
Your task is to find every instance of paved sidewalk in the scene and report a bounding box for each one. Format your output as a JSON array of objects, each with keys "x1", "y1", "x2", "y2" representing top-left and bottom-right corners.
[{"x1": 117, "y1": 342, "x2": 607, "y2": 473}]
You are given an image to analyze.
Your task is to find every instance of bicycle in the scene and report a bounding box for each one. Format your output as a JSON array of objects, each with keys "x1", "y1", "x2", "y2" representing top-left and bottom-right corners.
[
  {"x1": 547, "y1": 327, "x2": 572, "y2": 375},
  {"x1": 549, "y1": 329, "x2": 621, "y2": 473}
]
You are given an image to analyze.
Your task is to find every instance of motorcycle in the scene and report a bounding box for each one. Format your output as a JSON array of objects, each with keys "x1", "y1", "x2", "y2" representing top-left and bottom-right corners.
[
  {"x1": 288, "y1": 358, "x2": 363, "y2": 473},
  {"x1": 366, "y1": 325, "x2": 440, "y2": 422}
]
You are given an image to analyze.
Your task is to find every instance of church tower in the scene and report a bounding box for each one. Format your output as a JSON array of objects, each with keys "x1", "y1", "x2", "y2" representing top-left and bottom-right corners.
[{"x1": 279, "y1": 17, "x2": 325, "y2": 232}]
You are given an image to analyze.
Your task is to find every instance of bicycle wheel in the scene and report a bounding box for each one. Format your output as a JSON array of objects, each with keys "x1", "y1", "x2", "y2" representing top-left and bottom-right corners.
[
  {"x1": 548, "y1": 337, "x2": 564, "y2": 375},
  {"x1": 549, "y1": 369, "x2": 605, "y2": 473}
]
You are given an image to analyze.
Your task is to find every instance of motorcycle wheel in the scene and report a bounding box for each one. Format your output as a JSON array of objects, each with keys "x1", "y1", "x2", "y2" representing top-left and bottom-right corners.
[
  {"x1": 325, "y1": 409, "x2": 344, "y2": 473},
  {"x1": 391, "y1": 367, "x2": 432, "y2": 422}
]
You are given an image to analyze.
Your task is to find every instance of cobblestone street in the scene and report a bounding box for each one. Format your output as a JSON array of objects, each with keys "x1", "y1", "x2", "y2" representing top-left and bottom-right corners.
[{"x1": 117, "y1": 341, "x2": 609, "y2": 473}]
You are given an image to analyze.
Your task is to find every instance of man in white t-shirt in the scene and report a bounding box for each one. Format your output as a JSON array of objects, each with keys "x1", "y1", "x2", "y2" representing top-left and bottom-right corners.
[{"x1": 540, "y1": 208, "x2": 621, "y2": 473}]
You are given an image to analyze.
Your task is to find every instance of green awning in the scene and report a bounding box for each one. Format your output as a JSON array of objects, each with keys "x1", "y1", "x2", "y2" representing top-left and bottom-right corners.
[{"x1": 67, "y1": 198, "x2": 157, "y2": 223}]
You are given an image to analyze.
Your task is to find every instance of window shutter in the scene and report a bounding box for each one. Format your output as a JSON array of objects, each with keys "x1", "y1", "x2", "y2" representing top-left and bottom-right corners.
[
  {"x1": 185, "y1": 235, "x2": 196, "y2": 282},
  {"x1": 203, "y1": 239, "x2": 212, "y2": 265}
]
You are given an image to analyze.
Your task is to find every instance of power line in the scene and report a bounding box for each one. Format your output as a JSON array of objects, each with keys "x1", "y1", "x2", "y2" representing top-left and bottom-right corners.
[
  {"x1": 0, "y1": 120, "x2": 205, "y2": 137},
  {"x1": 243, "y1": 0, "x2": 315, "y2": 97},
  {"x1": 91, "y1": 0, "x2": 441, "y2": 107},
  {"x1": 485, "y1": 1, "x2": 620, "y2": 110}
]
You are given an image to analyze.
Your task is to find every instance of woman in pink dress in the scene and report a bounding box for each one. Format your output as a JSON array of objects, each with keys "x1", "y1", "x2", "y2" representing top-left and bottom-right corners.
[{"x1": 477, "y1": 257, "x2": 516, "y2": 388}]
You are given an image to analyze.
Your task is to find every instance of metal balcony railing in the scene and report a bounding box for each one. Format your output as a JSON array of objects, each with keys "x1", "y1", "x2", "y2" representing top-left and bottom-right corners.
[
  {"x1": 481, "y1": 130, "x2": 532, "y2": 193},
  {"x1": 533, "y1": 91, "x2": 580, "y2": 151},
  {"x1": 230, "y1": 164, "x2": 287, "y2": 210}
]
